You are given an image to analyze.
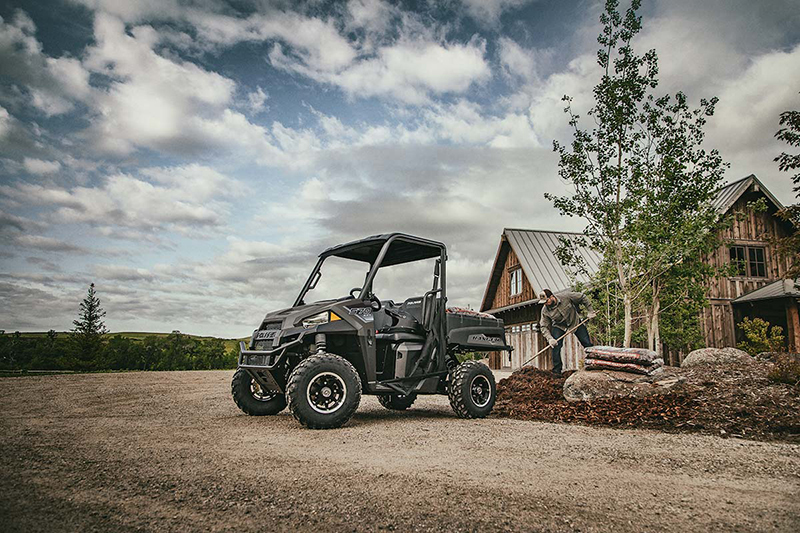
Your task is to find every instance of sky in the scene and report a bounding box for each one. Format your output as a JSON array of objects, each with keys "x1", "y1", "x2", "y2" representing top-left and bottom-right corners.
[{"x1": 0, "y1": 0, "x2": 798, "y2": 337}]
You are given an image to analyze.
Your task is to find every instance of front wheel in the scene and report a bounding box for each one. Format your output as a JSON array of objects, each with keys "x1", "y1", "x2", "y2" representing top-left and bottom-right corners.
[
  {"x1": 286, "y1": 354, "x2": 362, "y2": 429},
  {"x1": 231, "y1": 368, "x2": 287, "y2": 416},
  {"x1": 448, "y1": 360, "x2": 496, "y2": 419}
]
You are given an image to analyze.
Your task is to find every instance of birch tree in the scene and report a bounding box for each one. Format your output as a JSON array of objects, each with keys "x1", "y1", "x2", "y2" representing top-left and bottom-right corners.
[{"x1": 547, "y1": 0, "x2": 727, "y2": 348}]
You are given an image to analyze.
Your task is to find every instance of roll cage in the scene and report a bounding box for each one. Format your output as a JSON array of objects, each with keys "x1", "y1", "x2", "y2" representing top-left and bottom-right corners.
[{"x1": 293, "y1": 233, "x2": 448, "y2": 309}]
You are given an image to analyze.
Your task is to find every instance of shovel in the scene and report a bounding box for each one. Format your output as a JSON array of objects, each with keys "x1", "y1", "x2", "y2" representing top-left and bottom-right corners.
[{"x1": 518, "y1": 316, "x2": 591, "y2": 369}]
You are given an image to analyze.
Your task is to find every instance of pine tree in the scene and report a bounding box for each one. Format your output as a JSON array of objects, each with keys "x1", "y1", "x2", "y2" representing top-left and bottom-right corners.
[{"x1": 71, "y1": 283, "x2": 109, "y2": 369}]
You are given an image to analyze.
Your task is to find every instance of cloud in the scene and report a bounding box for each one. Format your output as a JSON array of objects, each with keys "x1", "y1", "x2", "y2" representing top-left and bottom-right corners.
[
  {"x1": 0, "y1": 211, "x2": 46, "y2": 234},
  {"x1": 0, "y1": 10, "x2": 92, "y2": 115},
  {"x1": 0, "y1": 163, "x2": 245, "y2": 234},
  {"x1": 0, "y1": 106, "x2": 10, "y2": 137},
  {"x1": 246, "y1": 86, "x2": 268, "y2": 114},
  {"x1": 12, "y1": 234, "x2": 90, "y2": 254},
  {"x1": 459, "y1": 0, "x2": 535, "y2": 26},
  {"x1": 22, "y1": 157, "x2": 61, "y2": 175},
  {"x1": 271, "y1": 36, "x2": 491, "y2": 104}
]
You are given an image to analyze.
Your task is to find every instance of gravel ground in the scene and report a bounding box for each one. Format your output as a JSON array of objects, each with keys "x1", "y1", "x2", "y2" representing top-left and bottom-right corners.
[{"x1": 1, "y1": 370, "x2": 798, "y2": 532}]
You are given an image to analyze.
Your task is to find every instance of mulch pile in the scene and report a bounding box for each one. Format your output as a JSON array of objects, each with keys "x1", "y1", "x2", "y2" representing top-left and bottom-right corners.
[{"x1": 494, "y1": 363, "x2": 800, "y2": 442}]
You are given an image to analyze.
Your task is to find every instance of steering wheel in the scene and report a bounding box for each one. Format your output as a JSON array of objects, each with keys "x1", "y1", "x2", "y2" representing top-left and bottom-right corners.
[
  {"x1": 349, "y1": 287, "x2": 361, "y2": 298},
  {"x1": 368, "y1": 294, "x2": 382, "y2": 311}
]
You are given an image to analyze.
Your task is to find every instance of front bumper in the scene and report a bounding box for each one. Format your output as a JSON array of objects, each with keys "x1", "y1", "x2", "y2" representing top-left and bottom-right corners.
[{"x1": 238, "y1": 331, "x2": 312, "y2": 393}]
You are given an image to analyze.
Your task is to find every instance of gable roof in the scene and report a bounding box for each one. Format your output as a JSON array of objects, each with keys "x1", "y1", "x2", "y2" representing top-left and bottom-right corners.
[
  {"x1": 480, "y1": 174, "x2": 786, "y2": 313},
  {"x1": 480, "y1": 229, "x2": 602, "y2": 311},
  {"x1": 711, "y1": 174, "x2": 784, "y2": 214}
]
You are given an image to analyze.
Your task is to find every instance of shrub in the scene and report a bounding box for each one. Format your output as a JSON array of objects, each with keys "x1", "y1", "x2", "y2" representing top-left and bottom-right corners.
[
  {"x1": 736, "y1": 317, "x2": 785, "y2": 356},
  {"x1": 768, "y1": 354, "x2": 800, "y2": 386}
]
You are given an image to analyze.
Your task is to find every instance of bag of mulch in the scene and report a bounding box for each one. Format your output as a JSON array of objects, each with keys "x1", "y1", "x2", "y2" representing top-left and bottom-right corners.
[
  {"x1": 584, "y1": 357, "x2": 664, "y2": 375},
  {"x1": 584, "y1": 346, "x2": 660, "y2": 366}
]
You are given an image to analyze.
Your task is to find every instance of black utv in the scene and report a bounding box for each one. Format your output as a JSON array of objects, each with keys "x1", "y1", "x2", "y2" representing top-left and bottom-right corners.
[{"x1": 232, "y1": 233, "x2": 512, "y2": 429}]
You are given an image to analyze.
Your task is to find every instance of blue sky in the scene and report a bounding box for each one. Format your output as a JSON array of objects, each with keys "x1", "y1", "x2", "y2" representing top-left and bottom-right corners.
[{"x1": 1, "y1": 0, "x2": 799, "y2": 337}]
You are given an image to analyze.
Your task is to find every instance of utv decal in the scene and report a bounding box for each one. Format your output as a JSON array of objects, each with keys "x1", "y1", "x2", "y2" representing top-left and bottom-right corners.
[
  {"x1": 255, "y1": 329, "x2": 279, "y2": 341},
  {"x1": 348, "y1": 307, "x2": 374, "y2": 322},
  {"x1": 467, "y1": 333, "x2": 504, "y2": 345}
]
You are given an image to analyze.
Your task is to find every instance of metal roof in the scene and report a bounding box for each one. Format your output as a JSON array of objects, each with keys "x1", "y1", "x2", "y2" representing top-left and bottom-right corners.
[
  {"x1": 504, "y1": 228, "x2": 602, "y2": 294},
  {"x1": 711, "y1": 174, "x2": 784, "y2": 214},
  {"x1": 732, "y1": 278, "x2": 800, "y2": 304}
]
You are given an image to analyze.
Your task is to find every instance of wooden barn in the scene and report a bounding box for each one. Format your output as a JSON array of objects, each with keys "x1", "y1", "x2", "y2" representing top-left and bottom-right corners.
[{"x1": 482, "y1": 174, "x2": 797, "y2": 371}]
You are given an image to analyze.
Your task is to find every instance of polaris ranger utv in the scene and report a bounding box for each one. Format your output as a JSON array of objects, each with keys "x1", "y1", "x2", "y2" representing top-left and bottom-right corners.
[{"x1": 232, "y1": 233, "x2": 512, "y2": 429}]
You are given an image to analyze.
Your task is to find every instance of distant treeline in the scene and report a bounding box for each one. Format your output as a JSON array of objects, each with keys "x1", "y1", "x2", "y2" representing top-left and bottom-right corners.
[{"x1": 0, "y1": 331, "x2": 238, "y2": 372}]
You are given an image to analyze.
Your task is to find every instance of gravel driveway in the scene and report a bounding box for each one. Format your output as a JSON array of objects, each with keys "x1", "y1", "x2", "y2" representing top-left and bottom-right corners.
[{"x1": 1, "y1": 370, "x2": 798, "y2": 532}]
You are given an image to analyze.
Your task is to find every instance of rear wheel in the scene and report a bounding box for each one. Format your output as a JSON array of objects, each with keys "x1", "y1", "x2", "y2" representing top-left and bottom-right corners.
[
  {"x1": 286, "y1": 353, "x2": 361, "y2": 429},
  {"x1": 231, "y1": 368, "x2": 287, "y2": 416},
  {"x1": 448, "y1": 360, "x2": 496, "y2": 419},
  {"x1": 377, "y1": 392, "x2": 417, "y2": 410}
]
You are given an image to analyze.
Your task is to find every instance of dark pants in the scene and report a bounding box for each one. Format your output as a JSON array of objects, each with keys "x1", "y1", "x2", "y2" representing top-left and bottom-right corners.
[{"x1": 551, "y1": 324, "x2": 593, "y2": 374}]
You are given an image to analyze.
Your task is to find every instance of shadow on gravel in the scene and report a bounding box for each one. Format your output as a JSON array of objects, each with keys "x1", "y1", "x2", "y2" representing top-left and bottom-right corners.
[{"x1": 348, "y1": 409, "x2": 456, "y2": 427}]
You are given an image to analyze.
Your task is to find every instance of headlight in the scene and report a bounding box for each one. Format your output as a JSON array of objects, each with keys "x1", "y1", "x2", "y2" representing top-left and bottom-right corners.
[
  {"x1": 300, "y1": 311, "x2": 343, "y2": 328},
  {"x1": 301, "y1": 311, "x2": 330, "y2": 328}
]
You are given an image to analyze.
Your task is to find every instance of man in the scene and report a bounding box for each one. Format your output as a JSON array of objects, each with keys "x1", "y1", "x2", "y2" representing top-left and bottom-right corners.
[{"x1": 539, "y1": 288, "x2": 596, "y2": 375}]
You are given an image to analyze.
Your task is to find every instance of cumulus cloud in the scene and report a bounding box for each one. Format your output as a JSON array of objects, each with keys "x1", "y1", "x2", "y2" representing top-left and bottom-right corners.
[{"x1": 0, "y1": 10, "x2": 91, "y2": 115}]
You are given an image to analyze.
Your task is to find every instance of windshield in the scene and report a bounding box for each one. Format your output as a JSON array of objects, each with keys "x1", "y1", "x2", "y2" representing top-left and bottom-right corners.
[
  {"x1": 370, "y1": 257, "x2": 439, "y2": 304},
  {"x1": 300, "y1": 256, "x2": 370, "y2": 303}
]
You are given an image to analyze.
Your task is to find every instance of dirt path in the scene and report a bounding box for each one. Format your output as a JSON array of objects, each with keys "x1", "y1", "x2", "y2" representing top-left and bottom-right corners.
[{"x1": 1, "y1": 371, "x2": 798, "y2": 532}]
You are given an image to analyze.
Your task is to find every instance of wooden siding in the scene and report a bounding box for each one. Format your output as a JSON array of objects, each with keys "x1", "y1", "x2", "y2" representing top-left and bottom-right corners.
[
  {"x1": 487, "y1": 244, "x2": 537, "y2": 311},
  {"x1": 502, "y1": 321, "x2": 586, "y2": 372},
  {"x1": 700, "y1": 190, "x2": 793, "y2": 347}
]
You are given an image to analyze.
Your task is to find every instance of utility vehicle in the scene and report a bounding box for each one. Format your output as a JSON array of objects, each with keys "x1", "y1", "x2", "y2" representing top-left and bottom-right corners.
[{"x1": 231, "y1": 233, "x2": 512, "y2": 429}]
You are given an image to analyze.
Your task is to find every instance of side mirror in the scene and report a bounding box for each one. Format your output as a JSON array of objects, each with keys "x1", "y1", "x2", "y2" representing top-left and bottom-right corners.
[{"x1": 308, "y1": 271, "x2": 321, "y2": 290}]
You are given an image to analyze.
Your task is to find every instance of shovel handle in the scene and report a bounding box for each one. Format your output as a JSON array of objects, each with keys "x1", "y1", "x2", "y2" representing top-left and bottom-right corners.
[{"x1": 518, "y1": 317, "x2": 591, "y2": 368}]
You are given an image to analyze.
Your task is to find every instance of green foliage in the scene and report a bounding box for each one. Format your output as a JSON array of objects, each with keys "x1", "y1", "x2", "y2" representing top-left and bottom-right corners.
[
  {"x1": 0, "y1": 332, "x2": 238, "y2": 372},
  {"x1": 768, "y1": 354, "x2": 800, "y2": 387},
  {"x1": 736, "y1": 317, "x2": 786, "y2": 356},
  {"x1": 546, "y1": 0, "x2": 727, "y2": 349},
  {"x1": 773, "y1": 100, "x2": 800, "y2": 278}
]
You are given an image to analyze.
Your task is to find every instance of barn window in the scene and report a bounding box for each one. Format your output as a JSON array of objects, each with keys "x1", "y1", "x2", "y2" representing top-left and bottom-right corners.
[
  {"x1": 729, "y1": 245, "x2": 767, "y2": 278},
  {"x1": 748, "y1": 247, "x2": 766, "y2": 277},
  {"x1": 509, "y1": 268, "x2": 522, "y2": 296},
  {"x1": 729, "y1": 246, "x2": 746, "y2": 276}
]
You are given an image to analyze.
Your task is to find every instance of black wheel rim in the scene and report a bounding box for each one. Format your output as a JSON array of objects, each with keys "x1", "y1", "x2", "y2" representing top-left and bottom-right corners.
[
  {"x1": 470, "y1": 375, "x2": 491, "y2": 408},
  {"x1": 306, "y1": 372, "x2": 347, "y2": 414}
]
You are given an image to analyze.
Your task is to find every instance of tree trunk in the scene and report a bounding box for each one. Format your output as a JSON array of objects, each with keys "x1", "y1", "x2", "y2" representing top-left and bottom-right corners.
[
  {"x1": 651, "y1": 294, "x2": 661, "y2": 356},
  {"x1": 614, "y1": 243, "x2": 633, "y2": 347},
  {"x1": 623, "y1": 294, "x2": 632, "y2": 347}
]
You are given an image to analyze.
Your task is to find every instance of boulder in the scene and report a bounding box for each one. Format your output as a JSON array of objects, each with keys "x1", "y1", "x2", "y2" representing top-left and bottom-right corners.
[
  {"x1": 563, "y1": 368, "x2": 686, "y2": 402},
  {"x1": 681, "y1": 347, "x2": 753, "y2": 368}
]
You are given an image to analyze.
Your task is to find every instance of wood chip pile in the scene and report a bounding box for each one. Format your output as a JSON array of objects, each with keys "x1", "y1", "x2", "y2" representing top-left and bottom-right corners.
[{"x1": 494, "y1": 362, "x2": 800, "y2": 442}]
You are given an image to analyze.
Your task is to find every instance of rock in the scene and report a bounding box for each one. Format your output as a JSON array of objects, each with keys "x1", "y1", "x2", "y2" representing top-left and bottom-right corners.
[
  {"x1": 681, "y1": 347, "x2": 753, "y2": 368},
  {"x1": 563, "y1": 368, "x2": 686, "y2": 402}
]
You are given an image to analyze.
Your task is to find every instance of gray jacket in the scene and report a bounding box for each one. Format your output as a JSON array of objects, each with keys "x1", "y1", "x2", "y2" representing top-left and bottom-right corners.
[{"x1": 539, "y1": 291, "x2": 594, "y2": 342}]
